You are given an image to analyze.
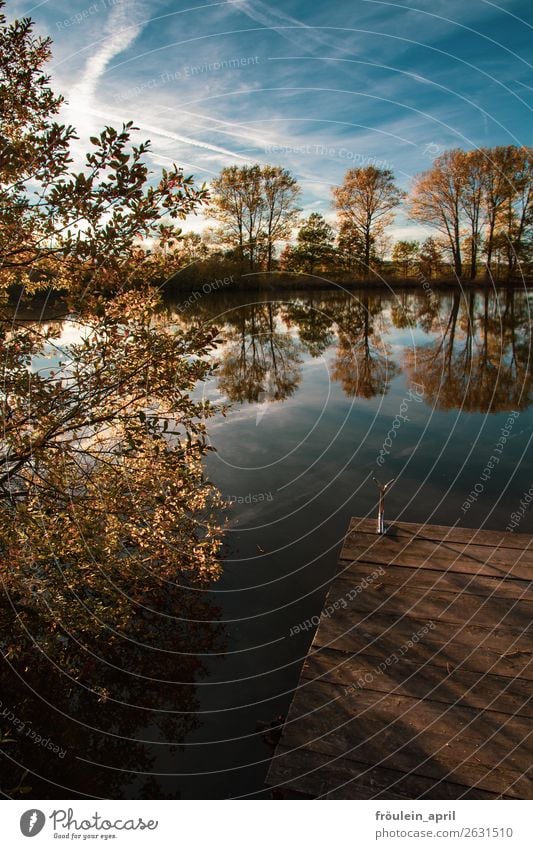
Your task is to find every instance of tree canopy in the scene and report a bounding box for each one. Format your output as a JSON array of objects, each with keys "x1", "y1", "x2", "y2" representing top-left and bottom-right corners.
[
  {"x1": 210, "y1": 164, "x2": 300, "y2": 273},
  {"x1": 0, "y1": 1, "x2": 208, "y2": 296},
  {"x1": 0, "y1": 3, "x2": 224, "y2": 780},
  {"x1": 332, "y1": 166, "x2": 405, "y2": 278}
]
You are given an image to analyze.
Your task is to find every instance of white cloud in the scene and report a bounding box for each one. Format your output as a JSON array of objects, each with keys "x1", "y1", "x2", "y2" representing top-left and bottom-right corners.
[
  {"x1": 87, "y1": 106, "x2": 250, "y2": 162},
  {"x1": 64, "y1": 0, "x2": 150, "y2": 140},
  {"x1": 229, "y1": 0, "x2": 350, "y2": 54}
]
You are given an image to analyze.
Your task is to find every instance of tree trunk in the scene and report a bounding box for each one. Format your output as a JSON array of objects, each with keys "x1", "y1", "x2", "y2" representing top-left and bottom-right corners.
[
  {"x1": 454, "y1": 215, "x2": 462, "y2": 279},
  {"x1": 364, "y1": 226, "x2": 371, "y2": 279},
  {"x1": 485, "y1": 217, "x2": 495, "y2": 277},
  {"x1": 470, "y1": 230, "x2": 478, "y2": 280}
]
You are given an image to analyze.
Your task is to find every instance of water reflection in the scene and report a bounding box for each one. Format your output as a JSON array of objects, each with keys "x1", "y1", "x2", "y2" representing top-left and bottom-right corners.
[
  {"x1": 330, "y1": 293, "x2": 399, "y2": 398},
  {"x1": 403, "y1": 290, "x2": 533, "y2": 412},
  {"x1": 176, "y1": 287, "x2": 532, "y2": 414},
  {"x1": 2, "y1": 602, "x2": 223, "y2": 798},
  {"x1": 2, "y1": 286, "x2": 531, "y2": 800},
  {"x1": 0, "y1": 294, "x2": 224, "y2": 798},
  {"x1": 216, "y1": 303, "x2": 303, "y2": 404}
]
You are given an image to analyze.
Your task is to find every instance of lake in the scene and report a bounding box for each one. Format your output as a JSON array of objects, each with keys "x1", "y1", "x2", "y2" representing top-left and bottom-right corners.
[
  {"x1": 163, "y1": 285, "x2": 533, "y2": 798},
  {"x1": 2, "y1": 285, "x2": 532, "y2": 799}
]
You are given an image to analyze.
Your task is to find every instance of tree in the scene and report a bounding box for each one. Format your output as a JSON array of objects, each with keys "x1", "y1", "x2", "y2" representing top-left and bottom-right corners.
[
  {"x1": 461, "y1": 149, "x2": 485, "y2": 280},
  {"x1": 480, "y1": 146, "x2": 515, "y2": 277},
  {"x1": 177, "y1": 231, "x2": 210, "y2": 262},
  {"x1": 336, "y1": 220, "x2": 372, "y2": 277},
  {"x1": 498, "y1": 146, "x2": 533, "y2": 279},
  {"x1": 392, "y1": 240, "x2": 419, "y2": 278},
  {"x1": 0, "y1": 2, "x2": 224, "y2": 726},
  {"x1": 0, "y1": 4, "x2": 208, "y2": 295},
  {"x1": 409, "y1": 145, "x2": 533, "y2": 282},
  {"x1": 285, "y1": 212, "x2": 335, "y2": 273},
  {"x1": 210, "y1": 165, "x2": 300, "y2": 272},
  {"x1": 332, "y1": 167, "x2": 404, "y2": 278},
  {"x1": 0, "y1": 291, "x2": 226, "y2": 797},
  {"x1": 209, "y1": 164, "x2": 260, "y2": 271},
  {"x1": 409, "y1": 150, "x2": 466, "y2": 279},
  {"x1": 418, "y1": 237, "x2": 444, "y2": 279},
  {"x1": 262, "y1": 165, "x2": 301, "y2": 271}
]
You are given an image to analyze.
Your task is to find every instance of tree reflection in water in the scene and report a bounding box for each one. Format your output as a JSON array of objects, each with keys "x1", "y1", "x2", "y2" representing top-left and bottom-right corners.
[
  {"x1": 0, "y1": 291, "x2": 224, "y2": 798},
  {"x1": 175, "y1": 288, "x2": 531, "y2": 413},
  {"x1": 403, "y1": 289, "x2": 533, "y2": 412},
  {"x1": 330, "y1": 293, "x2": 400, "y2": 398},
  {"x1": 216, "y1": 303, "x2": 303, "y2": 404},
  {"x1": 2, "y1": 286, "x2": 530, "y2": 798}
]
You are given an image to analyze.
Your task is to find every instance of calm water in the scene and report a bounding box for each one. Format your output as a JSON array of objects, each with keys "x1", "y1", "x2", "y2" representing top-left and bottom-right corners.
[{"x1": 2, "y1": 286, "x2": 532, "y2": 799}]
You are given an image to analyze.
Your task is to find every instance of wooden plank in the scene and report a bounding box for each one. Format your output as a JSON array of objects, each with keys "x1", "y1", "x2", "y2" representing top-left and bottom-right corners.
[
  {"x1": 276, "y1": 680, "x2": 533, "y2": 798},
  {"x1": 340, "y1": 534, "x2": 533, "y2": 581},
  {"x1": 266, "y1": 519, "x2": 533, "y2": 799},
  {"x1": 312, "y1": 612, "x2": 533, "y2": 681},
  {"x1": 349, "y1": 518, "x2": 533, "y2": 551},
  {"x1": 267, "y1": 745, "x2": 506, "y2": 800},
  {"x1": 341, "y1": 528, "x2": 533, "y2": 568},
  {"x1": 338, "y1": 561, "x2": 533, "y2": 601},
  {"x1": 326, "y1": 572, "x2": 533, "y2": 632},
  {"x1": 300, "y1": 648, "x2": 533, "y2": 718}
]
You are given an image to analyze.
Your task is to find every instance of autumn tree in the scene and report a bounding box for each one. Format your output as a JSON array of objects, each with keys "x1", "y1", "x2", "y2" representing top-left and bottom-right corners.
[
  {"x1": 335, "y1": 219, "x2": 372, "y2": 277},
  {"x1": 480, "y1": 146, "x2": 516, "y2": 276},
  {"x1": 210, "y1": 164, "x2": 300, "y2": 272},
  {"x1": 460, "y1": 149, "x2": 485, "y2": 280},
  {"x1": 392, "y1": 240, "x2": 419, "y2": 278},
  {"x1": 495, "y1": 146, "x2": 533, "y2": 278},
  {"x1": 409, "y1": 145, "x2": 533, "y2": 281},
  {"x1": 209, "y1": 164, "x2": 259, "y2": 270},
  {"x1": 332, "y1": 166, "x2": 404, "y2": 278},
  {"x1": 417, "y1": 237, "x2": 444, "y2": 279},
  {"x1": 0, "y1": 5, "x2": 208, "y2": 295},
  {"x1": 409, "y1": 150, "x2": 466, "y2": 279},
  {"x1": 0, "y1": 1, "x2": 224, "y2": 719},
  {"x1": 262, "y1": 165, "x2": 301, "y2": 271}
]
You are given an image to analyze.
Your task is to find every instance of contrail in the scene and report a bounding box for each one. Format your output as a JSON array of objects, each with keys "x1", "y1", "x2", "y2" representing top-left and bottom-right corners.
[
  {"x1": 87, "y1": 107, "x2": 249, "y2": 161},
  {"x1": 230, "y1": 0, "x2": 346, "y2": 53},
  {"x1": 71, "y1": 0, "x2": 149, "y2": 106}
]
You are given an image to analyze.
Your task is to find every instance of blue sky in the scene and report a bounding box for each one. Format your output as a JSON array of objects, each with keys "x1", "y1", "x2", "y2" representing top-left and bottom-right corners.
[{"x1": 12, "y1": 0, "x2": 533, "y2": 238}]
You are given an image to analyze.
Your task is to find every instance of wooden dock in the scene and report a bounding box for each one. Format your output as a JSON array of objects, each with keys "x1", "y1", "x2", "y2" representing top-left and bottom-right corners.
[{"x1": 266, "y1": 518, "x2": 533, "y2": 799}]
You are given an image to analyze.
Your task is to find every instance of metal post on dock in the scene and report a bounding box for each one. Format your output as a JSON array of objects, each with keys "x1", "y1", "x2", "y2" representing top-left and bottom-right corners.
[{"x1": 372, "y1": 475, "x2": 394, "y2": 534}]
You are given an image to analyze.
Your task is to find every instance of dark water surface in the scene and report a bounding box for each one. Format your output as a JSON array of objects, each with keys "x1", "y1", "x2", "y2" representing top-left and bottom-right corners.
[{"x1": 2, "y1": 286, "x2": 532, "y2": 799}]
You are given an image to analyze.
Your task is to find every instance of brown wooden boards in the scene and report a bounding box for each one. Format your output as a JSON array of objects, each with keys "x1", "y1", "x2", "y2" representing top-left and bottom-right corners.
[
  {"x1": 265, "y1": 519, "x2": 533, "y2": 799},
  {"x1": 340, "y1": 533, "x2": 533, "y2": 580}
]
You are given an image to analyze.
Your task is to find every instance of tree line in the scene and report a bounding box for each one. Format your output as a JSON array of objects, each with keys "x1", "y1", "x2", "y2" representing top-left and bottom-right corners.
[{"x1": 157, "y1": 150, "x2": 533, "y2": 287}]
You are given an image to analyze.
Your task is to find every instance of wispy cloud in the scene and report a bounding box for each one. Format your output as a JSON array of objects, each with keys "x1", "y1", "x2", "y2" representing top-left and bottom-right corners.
[
  {"x1": 65, "y1": 0, "x2": 150, "y2": 137},
  {"x1": 87, "y1": 107, "x2": 250, "y2": 162},
  {"x1": 21, "y1": 0, "x2": 532, "y2": 240},
  {"x1": 84, "y1": 3, "x2": 146, "y2": 100},
  {"x1": 229, "y1": 0, "x2": 349, "y2": 54},
  {"x1": 58, "y1": 0, "x2": 250, "y2": 166}
]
